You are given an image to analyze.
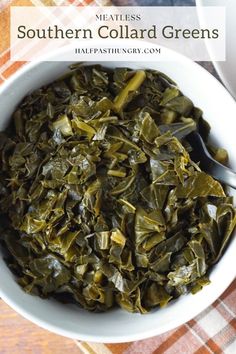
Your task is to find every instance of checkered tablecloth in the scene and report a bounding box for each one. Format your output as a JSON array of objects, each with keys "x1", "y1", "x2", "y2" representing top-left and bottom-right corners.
[
  {"x1": 0, "y1": 0, "x2": 110, "y2": 81},
  {"x1": 76, "y1": 279, "x2": 236, "y2": 354},
  {"x1": 1, "y1": 1, "x2": 236, "y2": 353}
]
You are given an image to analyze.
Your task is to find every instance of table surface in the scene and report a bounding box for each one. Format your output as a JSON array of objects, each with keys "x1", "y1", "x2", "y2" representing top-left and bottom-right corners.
[{"x1": 0, "y1": 300, "x2": 82, "y2": 354}]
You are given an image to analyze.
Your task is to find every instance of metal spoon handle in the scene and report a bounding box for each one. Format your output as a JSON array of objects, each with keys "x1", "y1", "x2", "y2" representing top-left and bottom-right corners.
[
  {"x1": 208, "y1": 160, "x2": 236, "y2": 189},
  {"x1": 187, "y1": 132, "x2": 236, "y2": 189}
]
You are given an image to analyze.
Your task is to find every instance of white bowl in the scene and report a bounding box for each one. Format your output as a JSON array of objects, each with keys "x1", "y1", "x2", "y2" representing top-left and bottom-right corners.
[{"x1": 0, "y1": 43, "x2": 236, "y2": 343}]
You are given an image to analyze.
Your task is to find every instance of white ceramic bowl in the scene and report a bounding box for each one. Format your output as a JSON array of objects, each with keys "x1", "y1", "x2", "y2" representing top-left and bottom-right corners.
[{"x1": 0, "y1": 43, "x2": 236, "y2": 343}]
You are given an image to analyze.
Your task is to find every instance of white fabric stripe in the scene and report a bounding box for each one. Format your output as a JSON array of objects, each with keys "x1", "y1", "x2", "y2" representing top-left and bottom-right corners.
[
  {"x1": 30, "y1": 0, "x2": 50, "y2": 6},
  {"x1": 224, "y1": 339, "x2": 236, "y2": 354},
  {"x1": 218, "y1": 298, "x2": 236, "y2": 319},
  {"x1": 195, "y1": 305, "x2": 214, "y2": 321},
  {"x1": 52, "y1": 0, "x2": 67, "y2": 5},
  {"x1": 0, "y1": 1, "x2": 10, "y2": 10},
  {"x1": 198, "y1": 308, "x2": 228, "y2": 338},
  {"x1": 0, "y1": 48, "x2": 9, "y2": 59},
  {"x1": 94, "y1": 0, "x2": 111, "y2": 4},
  {"x1": 0, "y1": 0, "x2": 11, "y2": 11},
  {"x1": 76, "y1": 342, "x2": 96, "y2": 354},
  {"x1": 68, "y1": 0, "x2": 85, "y2": 5},
  {"x1": 185, "y1": 323, "x2": 215, "y2": 354},
  {"x1": 76, "y1": 341, "x2": 112, "y2": 354},
  {"x1": 78, "y1": 0, "x2": 88, "y2": 5},
  {"x1": 1, "y1": 56, "x2": 21, "y2": 74}
]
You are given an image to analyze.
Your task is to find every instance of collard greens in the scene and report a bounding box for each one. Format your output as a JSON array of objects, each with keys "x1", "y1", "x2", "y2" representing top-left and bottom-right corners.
[{"x1": 0, "y1": 65, "x2": 235, "y2": 313}]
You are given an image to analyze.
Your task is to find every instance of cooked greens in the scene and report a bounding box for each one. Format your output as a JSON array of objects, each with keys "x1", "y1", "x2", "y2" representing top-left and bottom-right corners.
[{"x1": 0, "y1": 65, "x2": 235, "y2": 313}]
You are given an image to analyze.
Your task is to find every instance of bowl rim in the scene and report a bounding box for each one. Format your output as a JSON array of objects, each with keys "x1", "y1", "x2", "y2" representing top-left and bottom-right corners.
[{"x1": 0, "y1": 41, "x2": 236, "y2": 343}]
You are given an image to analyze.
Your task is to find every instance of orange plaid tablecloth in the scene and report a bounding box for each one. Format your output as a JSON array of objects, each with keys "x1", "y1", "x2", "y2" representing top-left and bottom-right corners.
[
  {"x1": 77, "y1": 279, "x2": 236, "y2": 354},
  {"x1": 1, "y1": 2, "x2": 236, "y2": 354},
  {"x1": 0, "y1": 0, "x2": 110, "y2": 81}
]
